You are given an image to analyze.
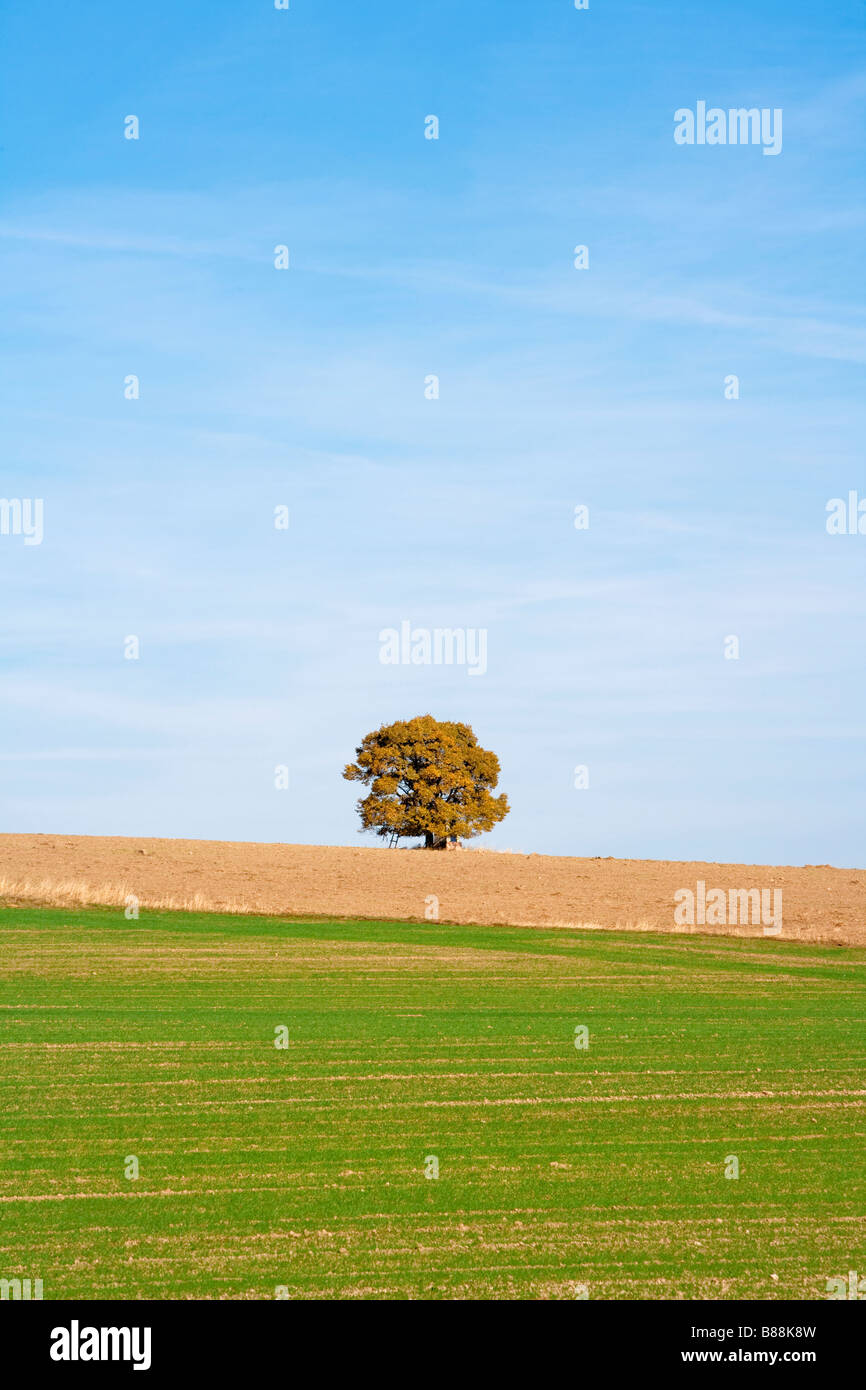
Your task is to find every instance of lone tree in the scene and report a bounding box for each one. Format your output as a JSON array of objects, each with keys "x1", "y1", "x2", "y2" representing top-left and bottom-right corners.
[{"x1": 343, "y1": 714, "x2": 510, "y2": 848}]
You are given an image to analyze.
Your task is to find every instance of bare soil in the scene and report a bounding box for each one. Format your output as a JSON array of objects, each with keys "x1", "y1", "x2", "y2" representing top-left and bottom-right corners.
[{"x1": 1, "y1": 834, "x2": 864, "y2": 945}]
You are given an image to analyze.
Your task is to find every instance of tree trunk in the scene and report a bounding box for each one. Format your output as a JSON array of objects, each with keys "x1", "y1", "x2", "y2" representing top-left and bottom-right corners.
[{"x1": 424, "y1": 831, "x2": 435, "y2": 849}]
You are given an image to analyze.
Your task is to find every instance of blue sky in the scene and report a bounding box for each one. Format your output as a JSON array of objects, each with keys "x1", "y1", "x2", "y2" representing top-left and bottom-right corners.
[{"x1": 1, "y1": 0, "x2": 865, "y2": 865}]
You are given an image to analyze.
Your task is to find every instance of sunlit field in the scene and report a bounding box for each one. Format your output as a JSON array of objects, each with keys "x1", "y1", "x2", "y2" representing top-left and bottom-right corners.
[{"x1": 1, "y1": 906, "x2": 863, "y2": 1300}]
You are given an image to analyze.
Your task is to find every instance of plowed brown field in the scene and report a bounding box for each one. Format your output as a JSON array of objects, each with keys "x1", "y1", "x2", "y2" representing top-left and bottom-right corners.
[{"x1": 1, "y1": 834, "x2": 863, "y2": 945}]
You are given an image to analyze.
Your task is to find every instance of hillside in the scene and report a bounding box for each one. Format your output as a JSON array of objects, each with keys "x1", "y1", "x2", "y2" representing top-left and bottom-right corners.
[{"x1": 1, "y1": 834, "x2": 863, "y2": 945}]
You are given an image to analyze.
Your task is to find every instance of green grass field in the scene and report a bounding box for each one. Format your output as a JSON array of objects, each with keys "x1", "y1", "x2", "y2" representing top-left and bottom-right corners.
[{"x1": 1, "y1": 905, "x2": 864, "y2": 1300}]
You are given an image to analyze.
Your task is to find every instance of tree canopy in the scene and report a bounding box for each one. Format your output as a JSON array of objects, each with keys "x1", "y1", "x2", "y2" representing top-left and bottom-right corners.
[{"x1": 343, "y1": 714, "x2": 510, "y2": 847}]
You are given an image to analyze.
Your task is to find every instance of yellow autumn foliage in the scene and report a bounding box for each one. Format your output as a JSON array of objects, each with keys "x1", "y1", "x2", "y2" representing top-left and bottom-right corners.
[{"x1": 343, "y1": 714, "x2": 510, "y2": 847}]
